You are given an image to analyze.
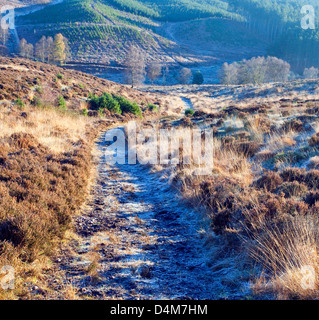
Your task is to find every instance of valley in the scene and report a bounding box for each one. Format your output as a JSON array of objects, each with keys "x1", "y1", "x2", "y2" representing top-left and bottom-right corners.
[{"x1": 8, "y1": 0, "x2": 269, "y2": 84}]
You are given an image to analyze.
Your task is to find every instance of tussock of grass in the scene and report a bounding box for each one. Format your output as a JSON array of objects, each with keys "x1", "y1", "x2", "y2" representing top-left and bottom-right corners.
[{"x1": 250, "y1": 216, "x2": 319, "y2": 300}]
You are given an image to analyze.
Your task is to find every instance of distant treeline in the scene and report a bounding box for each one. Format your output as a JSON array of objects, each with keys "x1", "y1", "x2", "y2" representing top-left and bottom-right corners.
[
  {"x1": 227, "y1": 0, "x2": 319, "y2": 71},
  {"x1": 219, "y1": 56, "x2": 291, "y2": 85},
  {"x1": 19, "y1": 34, "x2": 70, "y2": 65}
]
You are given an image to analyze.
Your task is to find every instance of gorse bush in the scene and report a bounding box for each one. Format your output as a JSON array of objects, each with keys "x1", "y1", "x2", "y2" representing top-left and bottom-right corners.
[
  {"x1": 147, "y1": 103, "x2": 158, "y2": 112},
  {"x1": 88, "y1": 92, "x2": 142, "y2": 116},
  {"x1": 89, "y1": 92, "x2": 121, "y2": 114},
  {"x1": 113, "y1": 94, "x2": 142, "y2": 116},
  {"x1": 15, "y1": 98, "x2": 24, "y2": 109},
  {"x1": 98, "y1": 93, "x2": 122, "y2": 114},
  {"x1": 57, "y1": 96, "x2": 67, "y2": 110},
  {"x1": 185, "y1": 108, "x2": 195, "y2": 117}
]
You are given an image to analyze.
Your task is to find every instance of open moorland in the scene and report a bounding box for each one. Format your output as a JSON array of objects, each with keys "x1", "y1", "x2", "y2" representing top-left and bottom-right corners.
[{"x1": 1, "y1": 55, "x2": 319, "y2": 299}]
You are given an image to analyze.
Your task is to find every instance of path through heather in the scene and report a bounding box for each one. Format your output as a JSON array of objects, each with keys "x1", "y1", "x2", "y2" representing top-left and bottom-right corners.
[{"x1": 50, "y1": 131, "x2": 249, "y2": 300}]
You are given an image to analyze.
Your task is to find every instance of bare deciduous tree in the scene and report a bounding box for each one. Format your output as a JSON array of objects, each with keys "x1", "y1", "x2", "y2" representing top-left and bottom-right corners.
[
  {"x1": 0, "y1": 45, "x2": 8, "y2": 56},
  {"x1": 19, "y1": 39, "x2": 34, "y2": 60},
  {"x1": 178, "y1": 67, "x2": 192, "y2": 84},
  {"x1": 35, "y1": 35, "x2": 47, "y2": 62},
  {"x1": 46, "y1": 36, "x2": 54, "y2": 63},
  {"x1": 26, "y1": 43, "x2": 34, "y2": 59},
  {"x1": 147, "y1": 62, "x2": 162, "y2": 84},
  {"x1": 53, "y1": 33, "x2": 66, "y2": 65},
  {"x1": 19, "y1": 38, "x2": 28, "y2": 58},
  {"x1": 0, "y1": 26, "x2": 9, "y2": 46},
  {"x1": 63, "y1": 36, "x2": 71, "y2": 61},
  {"x1": 162, "y1": 65, "x2": 169, "y2": 85},
  {"x1": 124, "y1": 46, "x2": 146, "y2": 88},
  {"x1": 220, "y1": 56, "x2": 291, "y2": 85},
  {"x1": 304, "y1": 66, "x2": 319, "y2": 79},
  {"x1": 219, "y1": 62, "x2": 240, "y2": 85},
  {"x1": 243, "y1": 57, "x2": 267, "y2": 84},
  {"x1": 265, "y1": 56, "x2": 290, "y2": 82}
]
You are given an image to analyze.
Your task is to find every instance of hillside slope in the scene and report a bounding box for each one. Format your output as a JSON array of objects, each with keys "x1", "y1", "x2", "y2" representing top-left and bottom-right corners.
[
  {"x1": 0, "y1": 56, "x2": 176, "y2": 113},
  {"x1": 3, "y1": 1, "x2": 318, "y2": 81}
]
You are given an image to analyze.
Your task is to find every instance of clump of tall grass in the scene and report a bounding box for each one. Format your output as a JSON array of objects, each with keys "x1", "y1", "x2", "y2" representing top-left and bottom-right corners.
[{"x1": 248, "y1": 216, "x2": 319, "y2": 300}]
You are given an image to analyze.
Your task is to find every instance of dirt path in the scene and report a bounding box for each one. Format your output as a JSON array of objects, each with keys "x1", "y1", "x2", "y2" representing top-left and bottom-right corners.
[{"x1": 37, "y1": 125, "x2": 250, "y2": 300}]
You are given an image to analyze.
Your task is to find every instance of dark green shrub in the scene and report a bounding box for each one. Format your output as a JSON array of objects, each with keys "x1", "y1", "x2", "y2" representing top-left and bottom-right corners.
[
  {"x1": 192, "y1": 70, "x2": 204, "y2": 85},
  {"x1": 100, "y1": 93, "x2": 122, "y2": 114},
  {"x1": 88, "y1": 93, "x2": 142, "y2": 116},
  {"x1": 185, "y1": 108, "x2": 195, "y2": 117},
  {"x1": 113, "y1": 94, "x2": 142, "y2": 116},
  {"x1": 82, "y1": 108, "x2": 88, "y2": 116},
  {"x1": 57, "y1": 96, "x2": 67, "y2": 110},
  {"x1": 87, "y1": 93, "x2": 99, "y2": 110},
  {"x1": 15, "y1": 98, "x2": 25, "y2": 110},
  {"x1": 88, "y1": 93, "x2": 121, "y2": 114},
  {"x1": 147, "y1": 103, "x2": 158, "y2": 112}
]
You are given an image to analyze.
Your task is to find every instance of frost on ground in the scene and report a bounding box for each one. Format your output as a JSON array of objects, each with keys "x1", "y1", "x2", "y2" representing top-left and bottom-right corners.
[{"x1": 38, "y1": 133, "x2": 251, "y2": 300}]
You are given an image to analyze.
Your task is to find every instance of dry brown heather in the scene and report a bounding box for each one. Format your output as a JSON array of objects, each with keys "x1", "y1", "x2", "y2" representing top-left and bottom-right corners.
[
  {"x1": 137, "y1": 96, "x2": 319, "y2": 299},
  {"x1": 0, "y1": 57, "x2": 169, "y2": 114},
  {"x1": 0, "y1": 57, "x2": 169, "y2": 299},
  {"x1": 0, "y1": 103, "x2": 110, "y2": 299}
]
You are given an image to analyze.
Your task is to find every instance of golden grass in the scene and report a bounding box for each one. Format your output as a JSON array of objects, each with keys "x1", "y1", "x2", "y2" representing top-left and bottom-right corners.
[
  {"x1": 213, "y1": 138, "x2": 253, "y2": 186},
  {"x1": 249, "y1": 216, "x2": 319, "y2": 299},
  {"x1": 0, "y1": 106, "x2": 92, "y2": 153}
]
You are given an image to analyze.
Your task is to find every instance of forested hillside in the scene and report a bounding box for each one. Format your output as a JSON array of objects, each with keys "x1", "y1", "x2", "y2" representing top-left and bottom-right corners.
[
  {"x1": 10, "y1": 0, "x2": 319, "y2": 76},
  {"x1": 228, "y1": 0, "x2": 319, "y2": 71}
]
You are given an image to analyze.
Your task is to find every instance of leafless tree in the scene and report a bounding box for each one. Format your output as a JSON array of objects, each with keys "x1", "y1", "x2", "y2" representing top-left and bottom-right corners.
[
  {"x1": 242, "y1": 57, "x2": 267, "y2": 84},
  {"x1": 303, "y1": 66, "x2": 319, "y2": 79},
  {"x1": 19, "y1": 38, "x2": 28, "y2": 58},
  {"x1": 147, "y1": 62, "x2": 162, "y2": 84},
  {"x1": 63, "y1": 36, "x2": 71, "y2": 62},
  {"x1": 46, "y1": 36, "x2": 54, "y2": 63},
  {"x1": 220, "y1": 56, "x2": 290, "y2": 85},
  {"x1": 26, "y1": 43, "x2": 34, "y2": 59},
  {"x1": 53, "y1": 33, "x2": 66, "y2": 65},
  {"x1": 265, "y1": 56, "x2": 290, "y2": 82},
  {"x1": 0, "y1": 26, "x2": 9, "y2": 46},
  {"x1": 124, "y1": 46, "x2": 146, "y2": 88},
  {"x1": 219, "y1": 62, "x2": 240, "y2": 85},
  {"x1": 162, "y1": 65, "x2": 169, "y2": 85},
  {"x1": 35, "y1": 35, "x2": 47, "y2": 62},
  {"x1": 178, "y1": 67, "x2": 192, "y2": 84},
  {"x1": 0, "y1": 45, "x2": 8, "y2": 56}
]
